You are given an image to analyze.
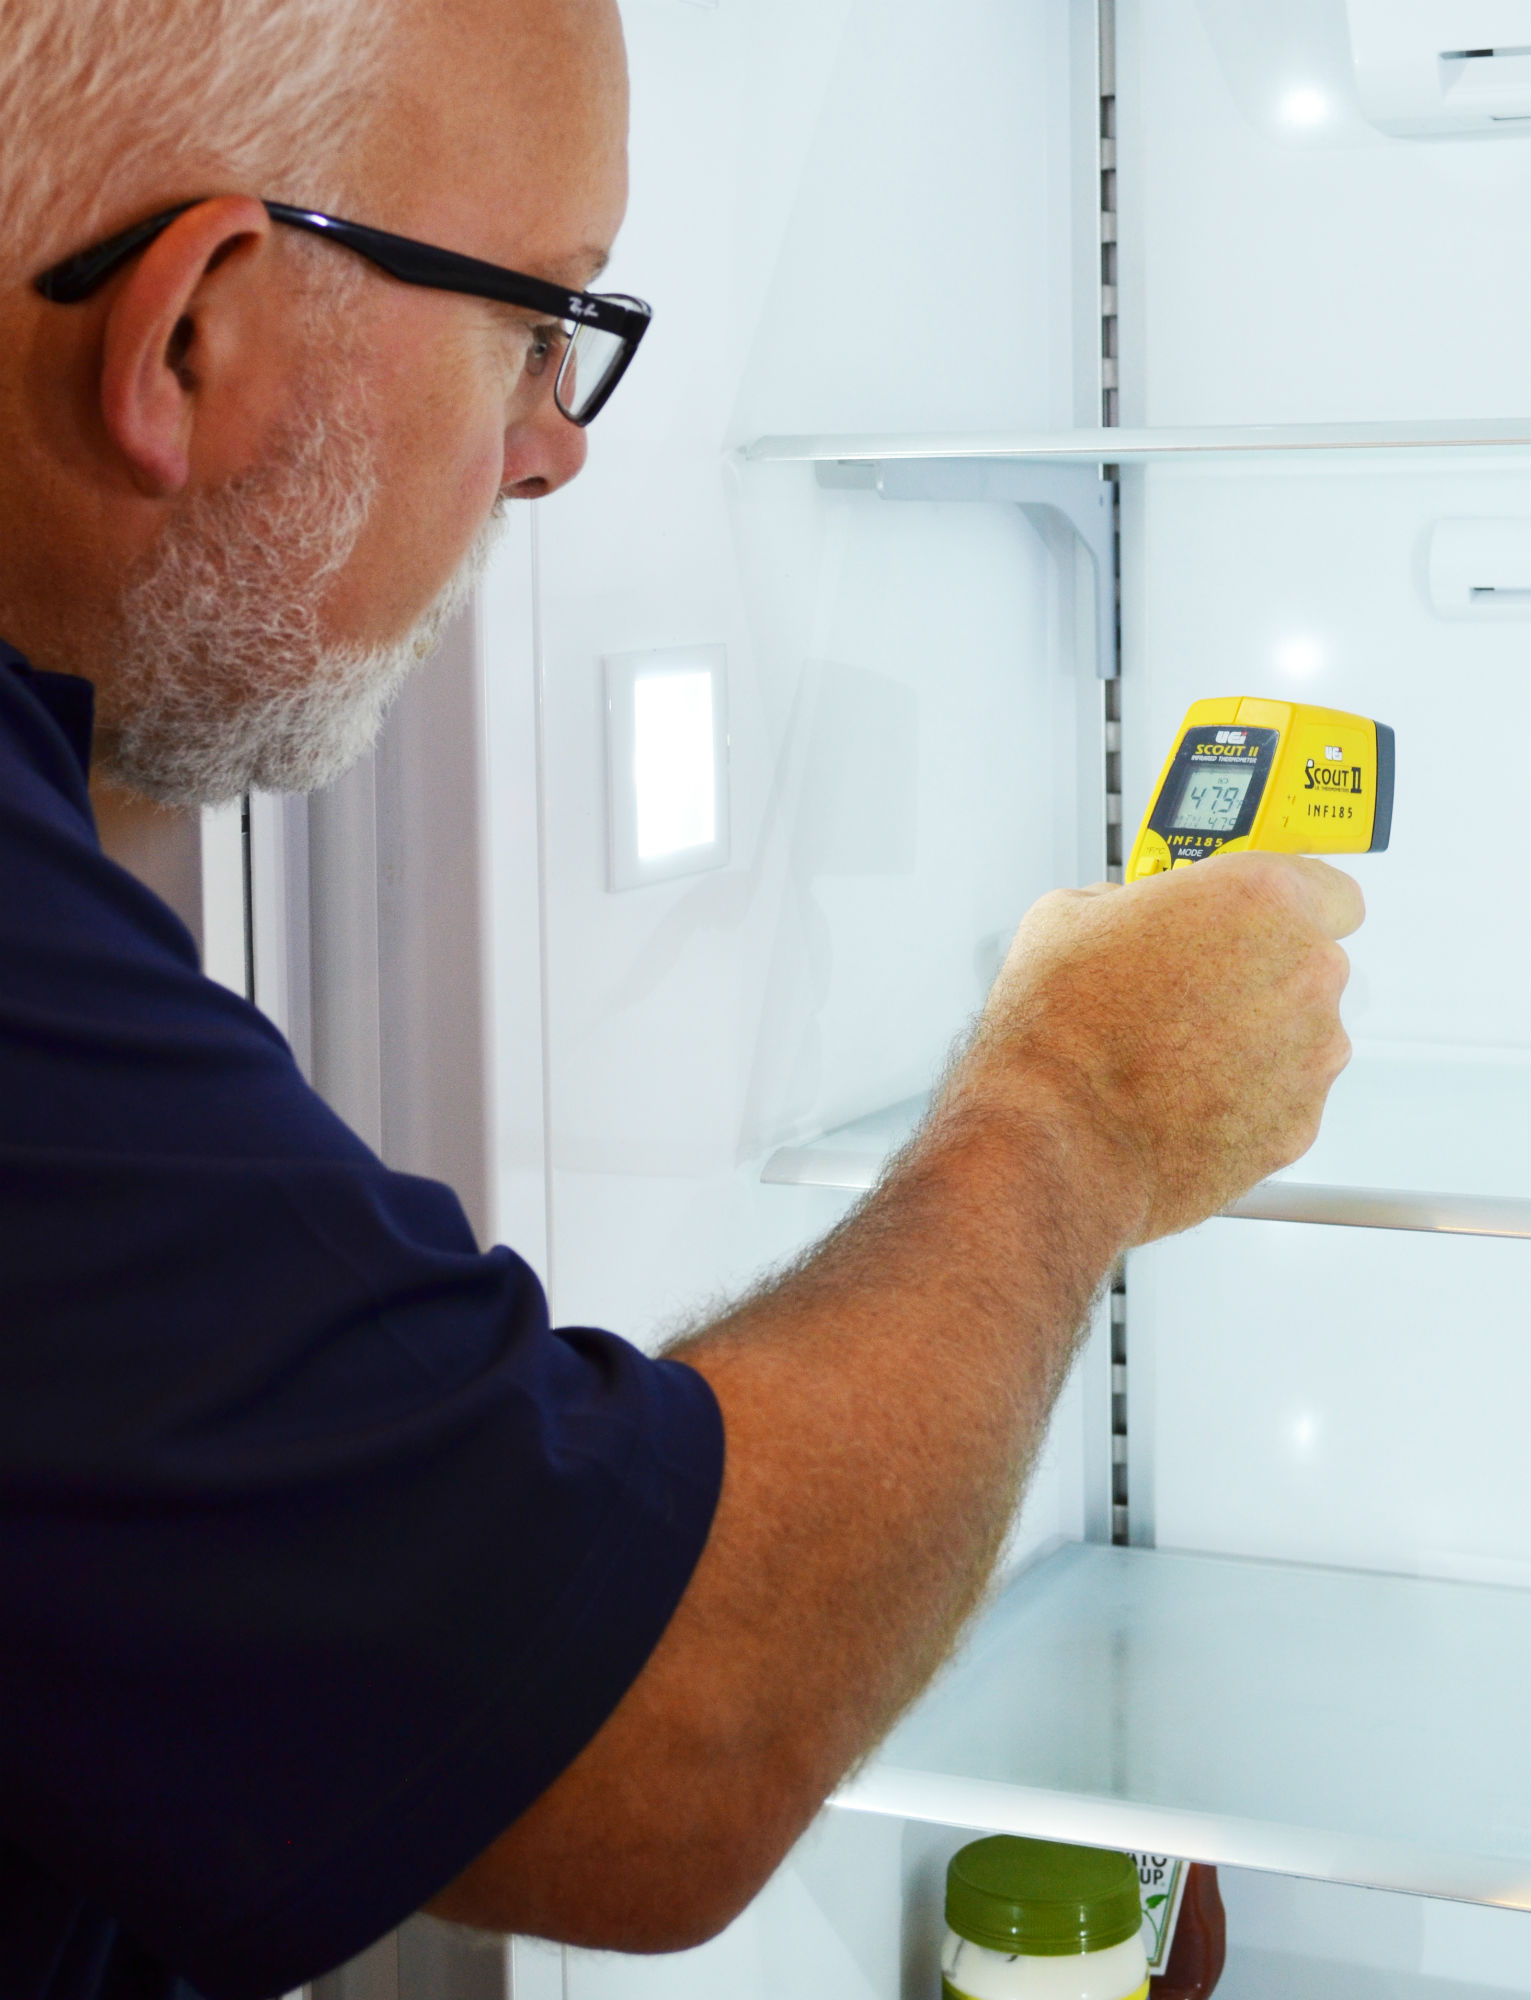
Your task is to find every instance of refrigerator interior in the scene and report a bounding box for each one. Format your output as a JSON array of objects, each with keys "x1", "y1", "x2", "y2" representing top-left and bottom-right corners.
[{"x1": 367, "y1": 0, "x2": 1530, "y2": 1992}]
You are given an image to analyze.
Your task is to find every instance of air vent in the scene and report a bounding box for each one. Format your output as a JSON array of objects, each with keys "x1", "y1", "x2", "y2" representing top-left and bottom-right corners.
[
  {"x1": 1347, "y1": 0, "x2": 1531, "y2": 134},
  {"x1": 1427, "y1": 519, "x2": 1531, "y2": 619}
]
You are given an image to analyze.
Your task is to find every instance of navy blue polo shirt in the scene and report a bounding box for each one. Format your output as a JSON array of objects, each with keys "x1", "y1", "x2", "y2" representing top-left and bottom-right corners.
[{"x1": 0, "y1": 642, "x2": 724, "y2": 1999}]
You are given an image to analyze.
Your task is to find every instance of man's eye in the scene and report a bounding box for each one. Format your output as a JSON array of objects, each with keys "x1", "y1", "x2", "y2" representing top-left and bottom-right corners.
[{"x1": 524, "y1": 322, "x2": 571, "y2": 377}]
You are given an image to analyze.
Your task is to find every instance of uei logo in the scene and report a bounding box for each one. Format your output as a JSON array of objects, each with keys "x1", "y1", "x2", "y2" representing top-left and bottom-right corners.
[
  {"x1": 1324, "y1": 745, "x2": 1344, "y2": 761},
  {"x1": 1214, "y1": 729, "x2": 1247, "y2": 745},
  {"x1": 1304, "y1": 757, "x2": 1363, "y2": 794}
]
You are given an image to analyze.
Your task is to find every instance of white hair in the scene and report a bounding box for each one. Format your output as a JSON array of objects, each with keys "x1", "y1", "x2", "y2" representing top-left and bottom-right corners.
[{"x1": 0, "y1": 0, "x2": 396, "y2": 282}]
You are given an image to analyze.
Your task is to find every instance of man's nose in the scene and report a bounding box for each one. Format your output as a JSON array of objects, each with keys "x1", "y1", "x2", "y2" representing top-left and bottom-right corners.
[{"x1": 499, "y1": 399, "x2": 588, "y2": 501}]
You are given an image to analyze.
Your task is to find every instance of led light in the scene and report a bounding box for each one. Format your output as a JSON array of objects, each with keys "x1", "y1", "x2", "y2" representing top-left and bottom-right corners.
[
  {"x1": 1274, "y1": 635, "x2": 1323, "y2": 678},
  {"x1": 634, "y1": 671, "x2": 716, "y2": 860},
  {"x1": 604, "y1": 645, "x2": 730, "y2": 891},
  {"x1": 1278, "y1": 85, "x2": 1329, "y2": 126}
]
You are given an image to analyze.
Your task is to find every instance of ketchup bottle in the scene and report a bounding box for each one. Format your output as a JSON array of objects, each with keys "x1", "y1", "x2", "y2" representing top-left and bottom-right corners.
[{"x1": 1150, "y1": 1864, "x2": 1226, "y2": 1998}]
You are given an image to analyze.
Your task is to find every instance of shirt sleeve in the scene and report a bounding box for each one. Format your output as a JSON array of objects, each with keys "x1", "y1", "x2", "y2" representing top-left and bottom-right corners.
[{"x1": 0, "y1": 673, "x2": 725, "y2": 1998}]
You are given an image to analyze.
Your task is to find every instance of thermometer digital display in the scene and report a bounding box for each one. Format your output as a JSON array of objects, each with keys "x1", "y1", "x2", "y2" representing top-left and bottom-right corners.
[
  {"x1": 1126, "y1": 697, "x2": 1394, "y2": 882},
  {"x1": 1172, "y1": 766, "x2": 1255, "y2": 833}
]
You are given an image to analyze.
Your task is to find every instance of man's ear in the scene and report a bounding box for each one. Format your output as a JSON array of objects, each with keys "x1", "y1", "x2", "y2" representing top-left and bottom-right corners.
[{"x1": 98, "y1": 195, "x2": 272, "y2": 499}]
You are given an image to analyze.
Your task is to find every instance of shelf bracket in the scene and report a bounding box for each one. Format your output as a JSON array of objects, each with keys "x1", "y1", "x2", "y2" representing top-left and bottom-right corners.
[{"x1": 816, "y1": 456, "x2": 1119, "y2": 679}]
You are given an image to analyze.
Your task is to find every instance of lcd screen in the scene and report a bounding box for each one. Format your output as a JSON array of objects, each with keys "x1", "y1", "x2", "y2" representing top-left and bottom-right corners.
[{"x1": 1173, "y1": 764, "x2": 1255, "y2": 833}]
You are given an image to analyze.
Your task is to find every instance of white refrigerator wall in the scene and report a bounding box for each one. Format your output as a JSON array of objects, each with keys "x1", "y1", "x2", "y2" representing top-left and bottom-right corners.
[{"x1": 1116, "y1": 0, "x2": 1531, "y2": 427}]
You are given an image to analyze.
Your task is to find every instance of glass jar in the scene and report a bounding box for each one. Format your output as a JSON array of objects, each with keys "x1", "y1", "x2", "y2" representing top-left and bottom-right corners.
[
  {"x1": 1150, "y1": 1864, "x2": 1225, "y2": 1999},
  {"x1": 942, "y1": 1837, "x2": 1150, "y2": 1999}
]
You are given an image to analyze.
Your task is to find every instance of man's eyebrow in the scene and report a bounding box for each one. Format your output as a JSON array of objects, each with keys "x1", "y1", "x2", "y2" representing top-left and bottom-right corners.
[{"x1": 552, "y1": 247, "x2": 610, "y2": 289}]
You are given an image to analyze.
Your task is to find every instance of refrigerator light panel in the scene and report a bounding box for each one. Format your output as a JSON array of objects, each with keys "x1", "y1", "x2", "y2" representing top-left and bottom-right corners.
[
  {"x1": 604, "y1": 645, "x2": 730, "y2": 891},
  {"x1": 633, "y1": 672, "x2": 716, "y2": 861}
]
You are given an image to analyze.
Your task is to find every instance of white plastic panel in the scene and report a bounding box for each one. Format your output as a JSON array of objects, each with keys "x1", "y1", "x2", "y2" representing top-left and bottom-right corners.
[
  {"x1": 1134, "y1": 1220, "x2": 1531, "y2": 1581},
  {"x1": 1115, "y1": 0, "x2": 1531, "y2": 424},
  {"x1": 198, "y1": 800, "x2": 247, "y2": 997},
  {"x1": 249, "y1": 791, "x2": 311, "y2": 1076}
]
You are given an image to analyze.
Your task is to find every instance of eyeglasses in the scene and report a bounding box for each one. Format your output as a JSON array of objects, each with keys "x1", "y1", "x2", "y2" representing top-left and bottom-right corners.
[{"x1": 33, "y1": 200, "x2": 651, "y2": 428}]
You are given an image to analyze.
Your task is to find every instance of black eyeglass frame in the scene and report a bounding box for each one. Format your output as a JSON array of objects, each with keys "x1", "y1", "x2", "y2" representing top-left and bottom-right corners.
[{"x1": 33, "y1": 200, "x2": 651, "y2": 428}]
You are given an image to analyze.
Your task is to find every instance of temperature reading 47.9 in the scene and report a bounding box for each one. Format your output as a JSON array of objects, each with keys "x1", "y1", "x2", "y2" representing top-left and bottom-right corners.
[{"x1": 1173, "y1": 766, "x2": 1253, "y2": 833}]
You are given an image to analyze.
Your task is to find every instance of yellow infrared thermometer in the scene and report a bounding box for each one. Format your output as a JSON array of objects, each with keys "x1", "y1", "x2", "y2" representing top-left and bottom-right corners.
[{"x1": 1126, "y1": 697, "x2": 1394, "y2": 882}]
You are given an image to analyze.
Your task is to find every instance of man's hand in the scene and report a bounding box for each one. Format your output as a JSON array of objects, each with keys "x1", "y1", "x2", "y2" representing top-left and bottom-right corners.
[{"x1": 945, "y1": 851, "x2": 1364, "y2": 1243}]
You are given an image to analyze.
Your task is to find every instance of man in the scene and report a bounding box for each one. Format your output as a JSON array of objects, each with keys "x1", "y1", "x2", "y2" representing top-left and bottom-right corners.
[{"x1": 0, "y1": 0, "x2": 1363, "y2": 1993}]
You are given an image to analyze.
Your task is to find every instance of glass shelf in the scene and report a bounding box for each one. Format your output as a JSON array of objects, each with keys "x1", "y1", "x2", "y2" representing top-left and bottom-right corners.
[
  {"x1": 760, "y1": 1050, "x2": 1531, "y2": 1239},
  {"x1": 742, "y1": 419, "x2": 1529, "y2": 467},
  {"x1": 834, "y1": 1541, "x2": 1531, "y2": 1909},
  {"x1": 1215, "y1": 1953, "x2": 1518, "y2": 2000}
]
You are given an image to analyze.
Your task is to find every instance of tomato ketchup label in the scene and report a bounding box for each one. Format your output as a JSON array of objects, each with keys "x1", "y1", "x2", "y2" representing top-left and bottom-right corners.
[{"x1": 1131, "y1": 1853, "x2": 1188, "y2": 1973}]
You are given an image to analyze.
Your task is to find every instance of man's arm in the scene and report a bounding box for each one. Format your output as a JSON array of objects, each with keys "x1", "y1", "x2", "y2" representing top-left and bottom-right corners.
[{"x1": 428, "y1": 852, "x2": 1363, "y2": 1949}]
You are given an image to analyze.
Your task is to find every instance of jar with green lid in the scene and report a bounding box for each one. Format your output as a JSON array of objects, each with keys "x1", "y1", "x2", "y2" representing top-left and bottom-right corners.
[{"x1": 941, "y1": 1836, "x2": 1149, "y2": 2000}]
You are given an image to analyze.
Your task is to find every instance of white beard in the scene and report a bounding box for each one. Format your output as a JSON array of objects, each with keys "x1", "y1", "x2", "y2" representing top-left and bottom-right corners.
[{"x1": 99, "y1": 394, "x2": 504, "y2": 806}]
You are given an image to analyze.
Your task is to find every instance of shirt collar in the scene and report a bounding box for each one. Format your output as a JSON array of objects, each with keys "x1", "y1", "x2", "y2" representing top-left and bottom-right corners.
[{"x1": 0, "y1": 638, "x2": 96, "y2": 781}]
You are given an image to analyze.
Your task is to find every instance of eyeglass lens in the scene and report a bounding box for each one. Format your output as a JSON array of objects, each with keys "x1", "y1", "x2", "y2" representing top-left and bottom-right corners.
[{"x1": 557, "y1": 323, "x2": 631, "y2": 424}]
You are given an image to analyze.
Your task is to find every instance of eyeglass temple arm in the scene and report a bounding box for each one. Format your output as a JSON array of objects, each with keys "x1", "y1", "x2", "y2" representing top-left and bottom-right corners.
[
  {"x1": 33, "y1": 204, "x2": 200, "y2": 303},
  {"x1": 36, "y1": 200, "x2": 650, "y2": 344}
]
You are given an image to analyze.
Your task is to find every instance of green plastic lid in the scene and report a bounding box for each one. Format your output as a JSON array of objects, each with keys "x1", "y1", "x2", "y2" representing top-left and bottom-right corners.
[{"x1": 945, "y1": 1836, "x2": 1142, "y2": 1957}]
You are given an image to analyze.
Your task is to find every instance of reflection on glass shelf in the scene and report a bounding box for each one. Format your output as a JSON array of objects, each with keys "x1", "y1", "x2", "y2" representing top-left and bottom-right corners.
[
  {"x1": 760, "y1": 1051, "x2": 1531, "y2": 1238},
  {"x1": 834, "y1": 1542, "x2": 1530, "y2": 1909},
  {"x1": 743, "y1": 419, "x2": 1530, "y2": 466}
]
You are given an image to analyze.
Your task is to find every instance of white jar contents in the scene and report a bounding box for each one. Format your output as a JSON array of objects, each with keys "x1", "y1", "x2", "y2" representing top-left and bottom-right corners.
[
  {"x1": 941, "y1": 1928, "x2": 1148, "y2": 1999},
  {"x1": 941, "y1": 1837, "x2": 1149, "y2": 2000}
]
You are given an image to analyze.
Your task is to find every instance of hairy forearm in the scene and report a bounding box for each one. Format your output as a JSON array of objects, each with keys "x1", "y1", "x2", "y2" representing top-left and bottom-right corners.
[
  {"x1": 666, "y1": 1092, "x2": 1137, "y2": 1851},
  {"x1": 431, "y1": 1084, "x2": 1140, "y2": 1946}
]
